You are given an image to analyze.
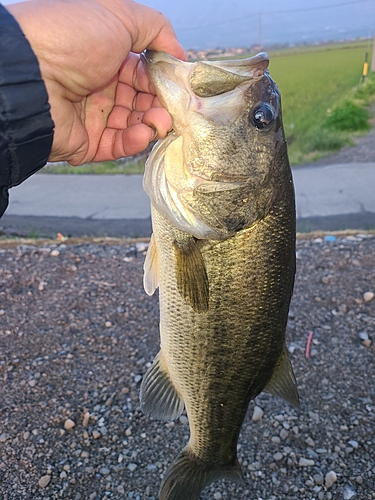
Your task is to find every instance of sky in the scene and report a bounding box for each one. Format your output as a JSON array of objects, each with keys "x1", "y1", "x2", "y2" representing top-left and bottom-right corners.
[
  {"x1": 140, "y1": 0, "x2": 375, "y2": 49},
  {"x1": 3, "y1": 0, "x2": 375, "y2": 50}
]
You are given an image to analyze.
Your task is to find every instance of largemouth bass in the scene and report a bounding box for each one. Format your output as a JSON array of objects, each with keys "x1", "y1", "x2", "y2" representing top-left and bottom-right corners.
[{"x1": 140, "y1": 50, "x2": 299, "y2": 500}]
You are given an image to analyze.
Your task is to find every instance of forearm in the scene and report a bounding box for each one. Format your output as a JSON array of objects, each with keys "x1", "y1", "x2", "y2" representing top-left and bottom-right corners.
[{"x1": 0, "y1": 4, "x2": 54, "y2": 218}]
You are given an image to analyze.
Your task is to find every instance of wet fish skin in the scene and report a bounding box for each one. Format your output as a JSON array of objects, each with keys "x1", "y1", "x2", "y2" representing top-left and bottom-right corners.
[{"x1": 140, "y1": 51, "x2": 298, "y2": 500}]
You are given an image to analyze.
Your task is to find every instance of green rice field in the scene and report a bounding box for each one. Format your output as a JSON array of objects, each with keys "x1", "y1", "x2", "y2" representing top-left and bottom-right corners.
[
  {"x1": 268, "y1": 41, "x2": 374, "y2": 164},
  {"x1": 42, "y1": 40, "x2": 374, "y2": 174}
]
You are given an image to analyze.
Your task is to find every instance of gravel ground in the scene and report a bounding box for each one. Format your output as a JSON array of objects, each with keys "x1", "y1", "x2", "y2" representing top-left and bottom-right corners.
[{"x1": 0, "y1": 233, "x2": 374, "y2": 500}]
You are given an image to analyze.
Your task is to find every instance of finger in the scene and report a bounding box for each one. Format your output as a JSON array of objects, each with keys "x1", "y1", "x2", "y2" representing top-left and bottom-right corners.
[
  {"x1": 142, "y1": 107, "x2": 173, "y2": 139},
  {"x1": 93, "y1": 123, "x2": 155, "y2": 161},
  {"x1": 104, "y1": 0, "x2": 186, "y2": 60},
  {"x1": 118, "y1": 54, "x2": 156, "y2": 94},
  {"x1": 106, "y1": 105, "x2": 132, "y2": 129},
  {"x1": 131, "y1": 3, "x2": 186, "y2": 60}
]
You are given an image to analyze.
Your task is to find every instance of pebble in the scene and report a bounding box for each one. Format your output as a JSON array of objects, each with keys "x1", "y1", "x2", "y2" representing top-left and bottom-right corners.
[
  {"x1": 273, "y1": 452, "x2": 283, "y2": 461},
  {"x1": 92, "y1": 430, "x2": 101, "y2": 439},
  {"x1": 105, "y1": 321, "x2": 112, "y2": 328},
  {"x1": 348, "y1": 440, "x2": 359, "y2": 449},
  {"x1": 342, "y1": 485, "x2": 356, "y2": 499},
  {"x1": 363, "y1": 291, "x2": 374, "y2": 302},
  {"x1": 0, "y1": 432, "x2": 9, "y2": 442},
  {"x1": 213, "y1": 493, "x2": 222, "y2": 500},
  {"x1": 358, "y1": 331, "x2": 369, "y2": 341},
  {"x1": 38, "y1": 475, "x2": 51, "y2": 488},
  {"x1": 128, "y1": 463, "x2": 137, "y2": 472},
  {"x1": 313, "y1": 474, "x2": 324, "y2": 485},
  {"x1": 64, "y1": 418, "x2": 75, "y2": 430},
  {"x1": 252, "y1": 406, "x2": 264, "y2": 422},
  {"x1": 325, "y1": 470, "x2": 337, "y2": 488},
  {"x1": 299, "y1": 457, "x2": 315, "y2": 467},
  {"x1": 279, "y1": 429, "x2": 289, "y2": 440},
  {"x1": 179, "y1": 415, "x2": 188, "y2": 425},
  {"x1": 363, "y1": 339, "x2": 372, "y2": 347},
  {"x1": 50, "y1": 249, "x2": 60, "y2": 257},
  {"x1": 82, "y1": 411, "x2": 90, "y2": 427}
]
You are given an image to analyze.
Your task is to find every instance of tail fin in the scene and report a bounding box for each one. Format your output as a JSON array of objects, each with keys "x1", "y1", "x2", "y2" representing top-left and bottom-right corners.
[{"x1": 159, "y1": 448, "x2": 244, "y2": 500}]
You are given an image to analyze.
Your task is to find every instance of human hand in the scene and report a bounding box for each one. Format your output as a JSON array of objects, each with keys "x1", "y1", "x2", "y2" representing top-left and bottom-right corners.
[{"x1": 7, "y1": 0, "x2": 186, "y2": 165}]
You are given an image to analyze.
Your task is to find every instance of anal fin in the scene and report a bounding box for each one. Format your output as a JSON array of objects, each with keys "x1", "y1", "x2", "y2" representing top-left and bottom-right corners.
[
  {"x1": 173, "y1": 237, "x2": 209, "y2": 313},
  {"x1": 140, "y1": 352, "x2": 184, "y2": 421},
  {"x1": 263, "y1": 347, "x2": 300, "y2": 408}
]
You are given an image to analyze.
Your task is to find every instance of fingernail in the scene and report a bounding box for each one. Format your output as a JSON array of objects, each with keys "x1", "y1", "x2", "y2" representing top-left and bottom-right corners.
[{"x1": 149, "y1": 126, "x2": 158, "y2": 142}]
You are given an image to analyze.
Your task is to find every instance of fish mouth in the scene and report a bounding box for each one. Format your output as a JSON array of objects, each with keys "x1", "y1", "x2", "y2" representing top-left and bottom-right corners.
[{"x1": 142, "y1": 50, "x2": 271, "y2": 130}]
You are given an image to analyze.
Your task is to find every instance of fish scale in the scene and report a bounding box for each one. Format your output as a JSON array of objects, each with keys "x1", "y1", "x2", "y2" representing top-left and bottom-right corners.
[{"x1": 140, "y1": 50, "x2": 299, "y2": 500}]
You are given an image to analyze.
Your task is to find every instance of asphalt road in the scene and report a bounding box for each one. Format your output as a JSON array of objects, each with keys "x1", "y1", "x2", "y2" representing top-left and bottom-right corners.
[{"x1": 1, "y1": 162, "x2": 375, "y2": 237}]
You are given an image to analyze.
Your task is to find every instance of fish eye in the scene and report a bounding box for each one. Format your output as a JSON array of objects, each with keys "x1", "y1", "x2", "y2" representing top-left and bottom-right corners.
[{"x1": 252, "y1": 103, "x2": 275, "y2": 130}]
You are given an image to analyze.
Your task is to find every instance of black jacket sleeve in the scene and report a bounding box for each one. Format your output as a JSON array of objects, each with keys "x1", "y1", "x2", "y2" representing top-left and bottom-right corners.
[{"x1": 0, "y1": 4, "x2": 54, "y2": 218}]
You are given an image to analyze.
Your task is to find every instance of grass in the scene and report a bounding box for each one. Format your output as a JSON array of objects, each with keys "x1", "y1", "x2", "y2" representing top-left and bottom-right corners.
[
  {"x1": 268, "y1": 41, "x2": 374, "y2": 164},
  {"x1": 41, "y1": 41, "x2": 375, "y2": 174},
  {"x1": 41, "y1": 158, "x2": 146, "y2": 175}
]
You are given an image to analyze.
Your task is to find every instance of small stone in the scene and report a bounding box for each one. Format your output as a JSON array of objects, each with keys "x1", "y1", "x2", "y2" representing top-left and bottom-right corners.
[
  {"x1": 363, "y1": 339, "x2": 372, "y2": 347},
  {"x1": 363, "y1": 291, "x2": 374, "y2": 302},
  {"x1": 100, "y1": 467, "x2": 110, "y2": 475},
  {"x1": 38, "y1": 475, "x2": 51, "y2": 488},
  {"x1": 125, "y1": 427, "x2": 132, "y2": 436},
  {"x1": 64, "y1": 419, "x2": 75, "y2": 430},
  {"x1": 82, "y1": 412, "x2": 90, "y2": 427},
  {"x1": 134, "y1": 374, "x2": 142, "y2": 383},
  {"x1": 348, "y1": 440, "x2": 358, "y2": 449},
  {"x1": 279, "y1": 429, "x2": 289, "y2": 440},
  {"x1": 313, "y1": 474, "x2": 324, "y2": 485},
  {"x1": 117, "y1": 485, "x2": 125, "y2": 494},
  {"x1": 213, "y1": 493, "x2": 222, "y2": 500},
  {"x1": 60, "y1": 471, "x2": 67, "y2": 479},
  {"x1": 305, "y1": 437, "x2": 315, "y2": 447},
  {"x1": 28, "y1": 379, "x2": 37, "y2": 387},
  {"x1": 92, "y1": 430, "x2": 101, "y2": 439},
  {"x1": 358, "y1": 331, "x2": 369, "y2": 341},
  {"x1": 128, "y1": 463, "x2": 137, "y2": 472},
  {"x1": 342, "y1": 485, "x2": 356, "y2": 499},
  {"x1": 81, "y1": 451, "x2": 89, "y2": 458},
  {"x1": 299, "y1": 457, "x2": 315, "y2": 467},
  {"x1": 252, "y1": 406, "x2": 264, "y2": 422},
  {"x1": 179, "y1": 415, "x2": 188, "y2": 425},
  {"x1": 0, "y1": 433, "x2": 9, "y2": 442},
  {"x1": 50, "y1": 249, "x2": 60, "y2": 257},
  {"x1": 105, "y1": 321, "x2": 112, "y2": 328},
  {"x1": 273, "y1": 452, "x2": 283, "y2": 461},
  {"x1": 356, "y1": 476, "x2": 363, "y2": 485},
  {"x1": 325, "y1": 470, "x2": 337, "y2": 488}
]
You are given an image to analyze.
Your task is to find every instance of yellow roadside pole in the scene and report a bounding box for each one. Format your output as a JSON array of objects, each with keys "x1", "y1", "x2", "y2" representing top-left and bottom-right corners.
[{"x1": 362, "y1": 53, "x2": 369, "y2": 82}]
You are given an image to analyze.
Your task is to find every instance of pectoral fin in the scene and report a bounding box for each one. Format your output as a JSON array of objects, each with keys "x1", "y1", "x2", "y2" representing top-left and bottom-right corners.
[
  {"x1": 140, "y1": 352, "x2": 184, "y2": 421},
  {"x1": 263, "y1": 348, "x2": 300, "y2": 408},
  {"x1": 173, "y1": 237, "x2": 209, "y2": 313},
  {"x1": 143, "y1": 233, "x2": 159, "y2": 295}
]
